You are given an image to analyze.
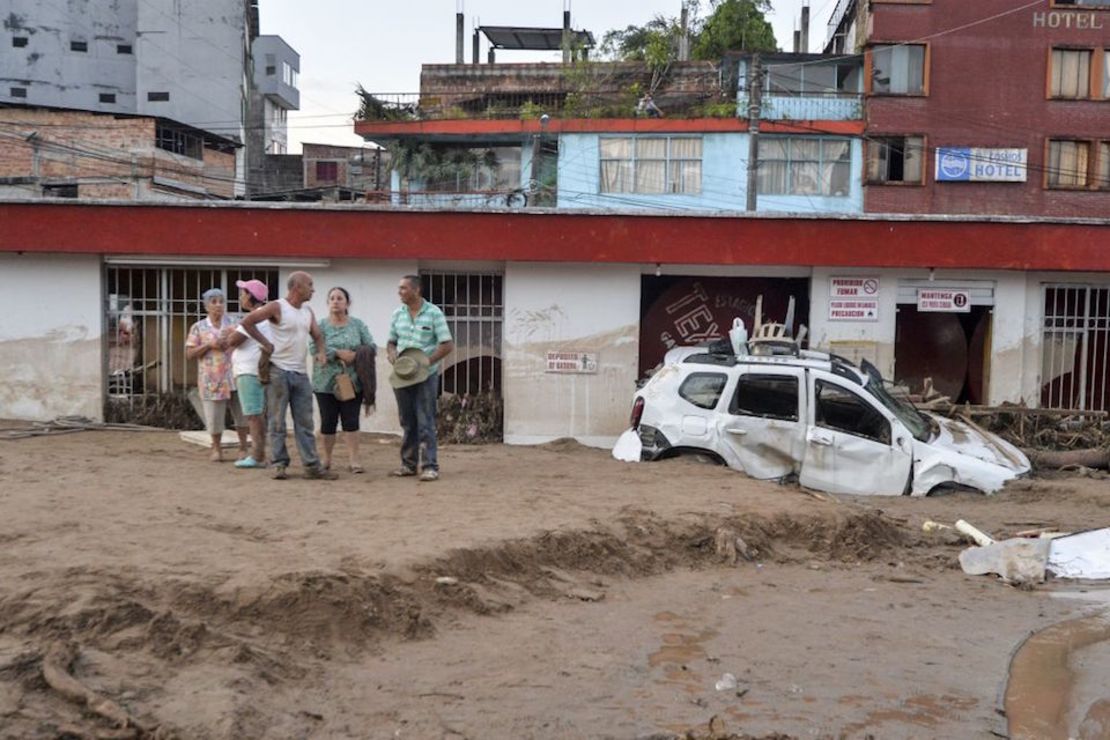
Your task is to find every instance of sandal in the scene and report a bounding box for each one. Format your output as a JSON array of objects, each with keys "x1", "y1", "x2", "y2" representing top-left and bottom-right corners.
[{"x1": 349, "y1": 464, "x2": 365, "y2": 474}]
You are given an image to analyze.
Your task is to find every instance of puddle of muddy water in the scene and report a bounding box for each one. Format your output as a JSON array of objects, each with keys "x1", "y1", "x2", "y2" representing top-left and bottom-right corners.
[{"x1": 1005, "y1": 600, "x2": 1110, "y2": 740}]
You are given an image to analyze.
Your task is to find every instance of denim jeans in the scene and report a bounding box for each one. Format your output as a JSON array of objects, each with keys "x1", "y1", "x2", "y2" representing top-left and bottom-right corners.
[
  {"x1": 267, "y1": 366, "x2": 320, "y2": 469},
  {"x1": 394, "y1": 373, "x2": 439, "y2": 472}
]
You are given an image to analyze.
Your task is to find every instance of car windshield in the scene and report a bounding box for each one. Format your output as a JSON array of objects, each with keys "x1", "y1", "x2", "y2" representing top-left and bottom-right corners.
[
  {"x1": 864, "y1": 378, "x2": 932, "y2": 442},
  {"x1": 859, "y1": 362, "x2": 932, "y2": 442}
]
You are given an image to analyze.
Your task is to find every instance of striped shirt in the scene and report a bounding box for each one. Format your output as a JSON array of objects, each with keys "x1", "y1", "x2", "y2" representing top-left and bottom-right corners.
[{"x1": 388, "y1": 300, "x2": 452, "y2": 373}]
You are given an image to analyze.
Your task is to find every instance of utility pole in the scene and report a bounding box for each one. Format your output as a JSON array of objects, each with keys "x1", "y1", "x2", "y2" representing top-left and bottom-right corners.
[{"x1": 745, "y1": 54, "x2": 763, "y2": 212}]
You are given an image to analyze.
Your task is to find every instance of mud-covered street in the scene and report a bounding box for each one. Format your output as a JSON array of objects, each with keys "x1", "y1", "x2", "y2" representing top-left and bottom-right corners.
[{"x1": 1, "y1": 426, "x2": 1108, "y2": 738}]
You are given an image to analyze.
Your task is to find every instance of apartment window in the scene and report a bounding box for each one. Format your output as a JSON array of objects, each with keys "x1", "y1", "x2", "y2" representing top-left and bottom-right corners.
[
  {"x1": 43, "y1": 184, "x2": 78, "y2": 198},
  {"x1": 758, "y1": 137, "x2": 852, "y2": 196},
  {"x1": 1098, "y1": 142, "x2": 1110, "y2": 189},
  {"x1": 871, "y1": 44, "x2": 926, "y2": 95},
  {"x1": 600, "y1": 136, "x2": 702, "y2": 194},
  {"x1": 281, "y1": 61, "x2": 298, "y2": 88},
  {"x1": 12, "y1": 37, "x2": 27, "y2": 48},
  {"x1": 867, "y1": 136, "x2": 924, "y2": 184},
  {"x1": 1050, "y1": 49, "x2": 1092, "y2": 99},
  {"x1": 99, "y1": 93, "x2": 116, "y2": 104},
  {"x1": 10, "y1": 87, "x2": 26, "y2": 98},
  {"x1": 117, "y1": 44, "x2": 132, "y2": 54},
  {"x1": 70, "y1": 40, "x2": 88, "y2": 52},
  {"x1": 1047, "y1": 140, "x2": 1090, "y2": 188},
  {"x1": 1103, "y1": 52, "x2": 1110, "y2": 98},
  {"x1": 767, "y1": 62, "x2": 860, "y2": 95},
  {"x1": 147, "y1": 91, "x2": 170, "y2": 102},
  {"x1": 156, "y1": 123, "x2": 202, "y2": 160},
  {"x1": 316, "y1": 161, "x2": 339, "y2": 182}
]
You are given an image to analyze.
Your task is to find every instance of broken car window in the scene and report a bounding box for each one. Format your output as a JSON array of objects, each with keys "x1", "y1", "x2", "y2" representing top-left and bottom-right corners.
[
  {"x1": 730, "y1": 374, "x2": 799, "y2": 421},
  {"x1": 678, "y1": 373, "x2": 728, "y2": 410},
  {"x1": 815, "y1": 380, "x2": 891, "y2": 445}
]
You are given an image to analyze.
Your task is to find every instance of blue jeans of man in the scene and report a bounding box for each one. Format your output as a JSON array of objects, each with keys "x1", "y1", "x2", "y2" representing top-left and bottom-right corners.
[
  {"x1": 394, "y1": 373, "x2": 438, "y2": 472},
  {"x1": 267, "y1": 366, "x2": 320, "y2": 469}
]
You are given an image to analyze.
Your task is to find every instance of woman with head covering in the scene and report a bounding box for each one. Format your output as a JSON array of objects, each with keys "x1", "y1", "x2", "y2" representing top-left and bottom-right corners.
[
  {"x1": 185, "y1": 287, "x2": 247, "y2": 462},
  {"x1": 313, "y1": 287, "x2": 375, "y2": 472}
]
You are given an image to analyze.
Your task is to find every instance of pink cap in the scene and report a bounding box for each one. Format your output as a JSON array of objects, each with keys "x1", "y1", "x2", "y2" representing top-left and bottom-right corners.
[{"x1": 236, "y1": 279, "x2": 268, "y2": 303}]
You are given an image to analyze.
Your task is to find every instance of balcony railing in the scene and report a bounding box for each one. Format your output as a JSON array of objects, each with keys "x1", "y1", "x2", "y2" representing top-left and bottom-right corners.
[
  {"x1": 737, "y1": 92, "x2": 863, "y2": 122},
  {"x1": 356, "y1": 90, "x2": 740, "y2": 123}
]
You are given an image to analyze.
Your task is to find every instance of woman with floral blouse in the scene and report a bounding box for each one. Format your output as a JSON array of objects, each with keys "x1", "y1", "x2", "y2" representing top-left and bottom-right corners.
[
  {"x1": 313, "y1": 287, "x2": 375, "y2": 472},
  {"x1": 185, "y1": 288, "x2": 247, "y2": 462}
]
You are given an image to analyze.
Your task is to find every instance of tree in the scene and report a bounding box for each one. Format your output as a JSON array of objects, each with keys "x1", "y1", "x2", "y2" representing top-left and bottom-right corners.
[
  {"x1": 692, "y1": 0, "x2": 778, "y2": 59},
  {"x1": 600, "y1": 0, "x2": 777, "y2": 65}
]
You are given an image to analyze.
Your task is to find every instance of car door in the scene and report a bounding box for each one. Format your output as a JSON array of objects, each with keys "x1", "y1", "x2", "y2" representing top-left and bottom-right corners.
[
  {"x1": 716, "y1": 367, "x2": 806, "y2": 479},
  {"x1": 799, "y1": 373, "x2": 913, "y2": 495}
]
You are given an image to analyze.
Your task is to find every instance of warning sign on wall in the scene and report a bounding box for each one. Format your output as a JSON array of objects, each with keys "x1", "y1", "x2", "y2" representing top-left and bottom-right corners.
[
  {"x1": 829, "y1": 276, "x2": 879, "y2": 321},
  {"x1": 917, "y1": 288, "x2": 971, "y2": 313},
  {"x1": 546, "y1": 351, "x2": 599, "y2": 374}
]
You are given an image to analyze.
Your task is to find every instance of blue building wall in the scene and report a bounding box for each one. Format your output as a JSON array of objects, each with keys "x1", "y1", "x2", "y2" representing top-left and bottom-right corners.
[{"x1": 556, "y1": 132, "x2": 864, "y2": 215}]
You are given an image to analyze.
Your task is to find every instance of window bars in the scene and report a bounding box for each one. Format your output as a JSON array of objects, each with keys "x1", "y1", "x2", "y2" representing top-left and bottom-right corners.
[
  {"x1": 420, "y1": 271, "x2": 504, "y2": 396},
  {"x1": 1042, "y1": 284, "x2": 1110, "y2": 411},
  {"x1": 106, "y1": 265, "x2": 278, "y2": 400}
]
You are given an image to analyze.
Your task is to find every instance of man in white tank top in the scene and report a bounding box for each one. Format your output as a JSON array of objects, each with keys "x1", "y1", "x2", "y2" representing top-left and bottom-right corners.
[{"x1": 240, "y1": 271, "x2": 338, "y2": 480}]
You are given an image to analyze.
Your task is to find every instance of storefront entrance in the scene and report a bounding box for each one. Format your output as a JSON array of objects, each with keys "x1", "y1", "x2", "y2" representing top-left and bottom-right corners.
[
  {"x1": 893, "y1": 280, "x2": 993, "y2": 404},
  {"x1": 639, "y1": 275, "x2": 810, "y2": 378}
]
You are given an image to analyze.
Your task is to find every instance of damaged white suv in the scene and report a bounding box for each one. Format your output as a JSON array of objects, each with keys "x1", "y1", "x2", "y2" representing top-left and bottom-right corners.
[{"x1": 614, "y1": 346, "x2": 1030, "y2": 496}]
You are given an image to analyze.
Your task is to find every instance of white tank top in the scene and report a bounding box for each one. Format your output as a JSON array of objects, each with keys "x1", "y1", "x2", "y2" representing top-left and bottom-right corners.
[{"x1": 269, "y1": 298, "x2": 313, "y2": 373}]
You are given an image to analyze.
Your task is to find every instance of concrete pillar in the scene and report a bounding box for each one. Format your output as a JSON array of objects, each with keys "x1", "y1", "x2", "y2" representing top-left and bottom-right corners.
[
  {"x1": 456, "y1": 12, "x2": 464, "y2": 64},
  {"x1": 801, "y1": 2, "x2": 810, "y2": 53}
]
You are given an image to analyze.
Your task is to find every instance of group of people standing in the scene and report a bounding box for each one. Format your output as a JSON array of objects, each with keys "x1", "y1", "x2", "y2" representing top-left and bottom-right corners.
[{"x1": 185, "y1": 272, "x2": 454, "y2": 482}]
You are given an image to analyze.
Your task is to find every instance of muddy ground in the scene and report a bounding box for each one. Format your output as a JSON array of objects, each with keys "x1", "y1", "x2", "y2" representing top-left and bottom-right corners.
[{"x1": 1, "y1": 425, "x2": 1108, "y2": 739}]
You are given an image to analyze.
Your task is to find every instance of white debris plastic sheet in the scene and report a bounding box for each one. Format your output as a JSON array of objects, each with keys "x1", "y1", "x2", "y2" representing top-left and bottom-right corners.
[{"x1": 1047, "y1": 529, "x2": 1110, "y2": 580}]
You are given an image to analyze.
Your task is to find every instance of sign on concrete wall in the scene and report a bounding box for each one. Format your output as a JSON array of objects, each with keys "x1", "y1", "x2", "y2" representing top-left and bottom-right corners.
[
  {"x1": 546, "y1": 351, "x2": 598, "y2": 374},
  {"x1": 917, "y1": 288, "x2": 971, "y2": 313},
  {"x1": 935, "y1": 148, "x2": 1027, "y2": 182},
  {"x1": 828, "y1": 276, "x2": 879, "y2": 321}
]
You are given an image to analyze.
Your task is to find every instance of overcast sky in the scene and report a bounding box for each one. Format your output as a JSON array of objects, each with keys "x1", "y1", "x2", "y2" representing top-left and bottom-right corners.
[{"x1": 261, "y1": 0, "x2": 837, "y2": 152}]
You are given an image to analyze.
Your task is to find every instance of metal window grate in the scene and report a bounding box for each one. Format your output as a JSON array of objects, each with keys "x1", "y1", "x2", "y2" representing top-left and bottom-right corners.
[
  {"x1": 106, "y1": 265, "x2": 278, "y2": 400},
  {"x1": 1042, "y1": 284, "x2": 1110, "y2": 411},
  {"x1": 420, "y1": 271, "x2": 503, "y2": 396}
]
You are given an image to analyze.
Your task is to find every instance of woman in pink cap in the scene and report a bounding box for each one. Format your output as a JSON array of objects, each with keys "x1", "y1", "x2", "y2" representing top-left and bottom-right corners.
[{"x1": 225, "y1": 279, "x2": 272, "y2": 467}]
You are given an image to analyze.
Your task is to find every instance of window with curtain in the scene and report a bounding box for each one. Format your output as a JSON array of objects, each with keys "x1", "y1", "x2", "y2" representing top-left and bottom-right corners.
[
  {"x1": 1099, "y1": 142, "x2": 1110, "y2": 189},
  {"x1": 1050, "y1": 49, "x2": 1092, "y2": 99},
  {"x1": 1047, "y1": 140, "x2": 1090, "y2": 188},
  {"x1": 871, "y1": 44, "x2": 926, "y2": 95},
  {"x1": 867, "y1": 136, "x2": 924, "y2": 184},
  {"x1": 1103, "y1": 52, "x2": 1110, "y2": 98},
  {"x1": 757, "y1": 137, "x2": 852, "y2": 196},
  {"x1": 599, "y1": 136, "x2": 702, "y2": 194}
]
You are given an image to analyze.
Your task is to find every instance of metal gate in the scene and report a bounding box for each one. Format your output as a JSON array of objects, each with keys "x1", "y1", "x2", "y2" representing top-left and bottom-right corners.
[
  {"x1": 420, "y1": 271, "x2": 503, "y2": 395},
  {"x1": 1042, "y1": 284, "x2": 1110, "y2": 411},
  {"x1": 106, "y1": 265, "x2": 278, "y2": 400}
]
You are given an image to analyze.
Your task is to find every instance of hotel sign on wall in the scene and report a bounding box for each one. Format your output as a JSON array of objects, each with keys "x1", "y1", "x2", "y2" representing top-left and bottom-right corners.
[
  {"x1": 935, "y1": 148, "x2": 1028, "y2": 182},
  {"x1": 1032, "y1": 11, "x2": 1104, "y2": 29}
]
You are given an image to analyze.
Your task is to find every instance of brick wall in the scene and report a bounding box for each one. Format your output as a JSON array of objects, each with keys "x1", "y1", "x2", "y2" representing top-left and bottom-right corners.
[
  {"x1": 864, "y1": 0, "x2": 1110, "y2": 217},
  {"x1": 419, "y1": 61, "x2": 724, "y2": 115},
  {"x1": 0, "y1": 108, "x2": 235, "y2": 200}
]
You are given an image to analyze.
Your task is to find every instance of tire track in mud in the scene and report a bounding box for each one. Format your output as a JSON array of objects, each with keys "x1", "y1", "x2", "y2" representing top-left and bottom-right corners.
[{"x1": 0, "y1": 507, "x2": 915, "y2": 738}]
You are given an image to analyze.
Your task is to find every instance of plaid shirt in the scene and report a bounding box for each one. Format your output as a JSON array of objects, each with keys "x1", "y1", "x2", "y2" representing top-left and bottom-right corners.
[{"x1": 388, "y1": 300, "x2": 452, "y2": 373}]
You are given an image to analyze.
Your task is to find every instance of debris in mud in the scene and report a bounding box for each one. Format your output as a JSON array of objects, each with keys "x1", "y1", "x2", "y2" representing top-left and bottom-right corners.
[
  {"x1": 957, "y1": 526, "x2": 1110, "y2": 585},
  {"x1": 41, "y1": 641, "x2": 164, "y2": 738}
]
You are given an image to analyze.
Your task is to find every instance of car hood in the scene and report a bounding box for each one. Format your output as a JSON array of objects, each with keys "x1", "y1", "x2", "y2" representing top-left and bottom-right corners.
[
  {"x1": 924, "y1": 413, "x2": 1029, "y2": 471},
  {"x1": 910, "y1": 413, "x2": 1030, "y2": 494}
]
